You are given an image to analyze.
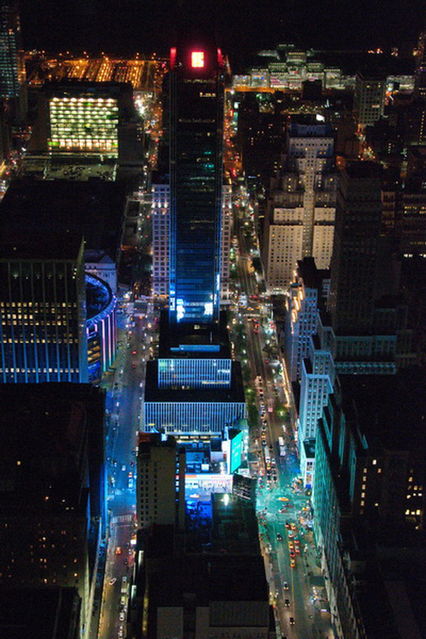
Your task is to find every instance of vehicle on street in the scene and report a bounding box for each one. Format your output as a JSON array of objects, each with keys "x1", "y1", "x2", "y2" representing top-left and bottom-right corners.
[
  {"x1": 115, "y1": 547, "x2": 122, "y2": 555},
  {"x1": 283, "y1": 581, "x2": 289, "y2": 590},
  {"x1": 284, "y1": 599, "x2": 290, "y2": 607},
  {"x1": 276, "y1": 533, "x2": 283, "y2": 541},
  {"x1": 289, "y1": 617, "x2": 295, "y2": 625},
  {"x1": 109, "y1": 577, "x2": 116, "y2": 585}
]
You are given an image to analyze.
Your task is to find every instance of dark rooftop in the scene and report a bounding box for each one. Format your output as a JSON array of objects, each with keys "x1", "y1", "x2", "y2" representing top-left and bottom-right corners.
[
  {"x1": 0, "y1": 587, "x2": 81, "y2": 639},
  {"x1": 210, "y1": 493, "x2": 260, "y2": 555},
  {"x1": 0, "y1": 179, "x2": 125, "y2": 260},
  {"x1": 345, "y1": 160, "x2": 382, "y2": 179},
  {"x1": 158, "y1": 310, "x2": 232, "y2": 359},
  {"x1": 0, "y1": 383, "x2": 105, "y2": 513},
  {"x1": 340, "y1": 369, "x2": 426, "y2": 452},
  {"x1": 297, "y1": 257, "x2": 330, "y2": 292}
]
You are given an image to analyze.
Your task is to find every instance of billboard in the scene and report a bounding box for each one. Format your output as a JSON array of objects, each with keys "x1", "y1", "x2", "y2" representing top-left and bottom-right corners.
[{"x1": 230, "y1": 429, "x2": 244, "y2": 473}]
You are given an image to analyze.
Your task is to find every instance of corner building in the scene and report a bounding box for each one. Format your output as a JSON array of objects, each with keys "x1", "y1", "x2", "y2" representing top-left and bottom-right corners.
[{"x1": 168, "y1": 45, "x2": 224, "y2": 325}]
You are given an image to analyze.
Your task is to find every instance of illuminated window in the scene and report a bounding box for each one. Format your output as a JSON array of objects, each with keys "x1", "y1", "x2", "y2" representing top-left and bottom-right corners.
[{"x1": 191, "y1": 51, "x2": 205, "y2": 68}]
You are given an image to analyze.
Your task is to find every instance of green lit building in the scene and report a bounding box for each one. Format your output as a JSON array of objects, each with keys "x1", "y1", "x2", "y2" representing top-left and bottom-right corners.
[
  {"x1": 30, "y1": 81, "x2": 144, "y2": 165},
  {"x1": 49, "y1": 93, "x2": 119, "y2": 155}
]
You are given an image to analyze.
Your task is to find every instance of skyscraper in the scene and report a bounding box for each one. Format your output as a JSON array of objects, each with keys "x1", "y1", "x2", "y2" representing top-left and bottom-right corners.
[
  {"x1": 264, "y1": 116, "x2": 336, "y2": 291},
  {"x1": 328, "y1": 162, "x2": 382, "y2": 335},
  {"x1": 0, "y1": 0, "x2": 24, "y2": 99},
  {"x1": 354, "y1": 72, "x2": 386, "y2": 127},
  {"x1": 136, "y1": 433, "x2": 186, "y2": 530},
  {"x1": 0, "y1": 236, "x2": 88, "y2": 384},
  {"x1": 168, "y1": 43, "x2": 225, "y2": 326}
]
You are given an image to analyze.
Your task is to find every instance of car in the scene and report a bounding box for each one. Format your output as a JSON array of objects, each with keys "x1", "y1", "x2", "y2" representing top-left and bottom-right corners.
[
  {"x1": 290, "y1": 559, "x2": 296, "y2": 568},
  {"x1": 289, "y1": 617, "x2": 295, "y2": 625},
  {"x1": 121, "y1": 465, "x2": 126, "y2": 471},
  {"x1": 284, "y1": 598, "x2": 290, "y2": 607},
  {"x1": 132, "y1": 350, "x2": 137, "y2": 355},
  {"x1": 128, "y1": 478, "x2": 134, "y2": 489},
  {"x1": 276, "y1": 533, "x2": 283, "y2": 541},
  {"x1": 109, "y1": 577, "x2": 117, "y2": 585},
  {"x1": 119, "y1": 612, "x2": 125, "y2": 621},
  {"x1": 290, "y1": 551, "x2": 296, "y2": 559},
  {"x1": 288, "y1": 542, "x2": 294, "y2": 550},
  {"x1": 283, "y1": 581, "x2": 289, "y2": 590},
  {"x1": 131, "y1": 363, "x2": 137, "y2": 369},
  {"x1": 285, "y1": 522, "x2": 291, "y2": 529},
  {"x1": 115, "y1": 547, "x2": 122, "y2": 555},
  {"x1": 261, "y1": 440, "x2": 267, "y2": 446}
]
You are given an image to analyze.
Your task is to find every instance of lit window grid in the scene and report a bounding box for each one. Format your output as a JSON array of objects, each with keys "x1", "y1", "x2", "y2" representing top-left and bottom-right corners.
[
  {"x1": 157, "y1": 358, "x2": 232, "y2": 389},
  {"x1": 143, "y1": 401, "x2": 246, "y2": 436},
  {"x1": 48, "y1": 97, "x2": 119, "y2": 155}
]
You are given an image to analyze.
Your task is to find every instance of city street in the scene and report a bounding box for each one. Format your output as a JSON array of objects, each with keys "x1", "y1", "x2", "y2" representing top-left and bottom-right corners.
[
  {"x1": 95, "y1": 300, "x2": 156, "y2": 639},
  {"x1": 233, "y1": 201, "x2": 335, "y2": 639}
]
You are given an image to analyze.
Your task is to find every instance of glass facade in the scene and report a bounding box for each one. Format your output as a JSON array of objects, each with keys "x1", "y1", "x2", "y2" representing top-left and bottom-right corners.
[
  {"x1": 169, "y1": 46, "x2": 224, "y2": 325},
  {"x1": 49, "y1": 96, "x2": 119, "y2": 155},
  {"x1": 157, "y1": 358, "x2": 232, "y2": 389},
  {"x1": 0, "y1": 256, "x2": 87, "y2": 383},
  {"x1": 143, "y1": 400, "x2": 246, "y2": 437}
]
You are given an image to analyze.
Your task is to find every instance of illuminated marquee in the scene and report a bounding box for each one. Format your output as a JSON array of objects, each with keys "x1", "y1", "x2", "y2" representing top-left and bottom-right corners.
[{"x1": 191, "y1": 51, "x2": 205, "y2": 68}]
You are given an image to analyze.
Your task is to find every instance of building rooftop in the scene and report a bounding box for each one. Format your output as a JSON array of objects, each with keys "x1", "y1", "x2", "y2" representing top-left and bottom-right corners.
[
  {"x1": 210, "y1": 493, "x2": 261, "y2": 555},
  {"x1": 144, "y1": 359, "x2": 245, "y2": 404},
  {"x1": 0, "y1": 587, "x2": 81, "y2": 639},
  {"x1": 147, "y1": 554, "x2": 269, "y2": 608},
  {"x1": 297, "y1": 257, "x2": 330, "y2": 292},
  {"x1": 0, "y1": 383, "x2": 105, "y2": 514},
  {"x1": 158, "y1": 310, "x2": 232, "y2": 359},
  {"x1": 340, "y1": 369, "x2": 426, "y2": 453},
  {"x1": 345, "y1": 160, "x2": 382, "y2": 179},
  {"x1": 0, "y1": 179, "x2": 125, "y2": 260}
]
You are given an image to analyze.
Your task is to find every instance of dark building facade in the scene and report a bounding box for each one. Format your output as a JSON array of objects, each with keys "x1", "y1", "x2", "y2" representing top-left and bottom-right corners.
[
  {"x1": 328, "y1": 162, "x2": 383, "y2": 335},
  {"x1": 168, "y1": 44, "x2": 224, "y2": 326}
]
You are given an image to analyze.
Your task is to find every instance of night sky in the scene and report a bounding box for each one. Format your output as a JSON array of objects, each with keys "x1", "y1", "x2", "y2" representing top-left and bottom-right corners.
[{"x1": 21, "y1": 0, "x2": 425, "y2": 69}]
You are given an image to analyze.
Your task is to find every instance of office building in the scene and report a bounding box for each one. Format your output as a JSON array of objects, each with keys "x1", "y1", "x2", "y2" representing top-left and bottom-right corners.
[
  {"x1": 0, "y1": 383, "x2": 106, "y2": 639},
  {"x1": 397, "y1": 174, "x2": 426, "y2": 257},
  {"x1": 354, "y1": 72, "x2": 386, "y2": 127},
  {"x1": 414, "y1": 30, "x2": 426, "y2": 98},
  {"x1": 30, "y1": 81, "x2": 144, "y2": 166},
  {"x1": 284, "y1": 257, "x2": 330, "y2": 383},
  {"x1": 264, "y1": 116, "x2": 336, "y2": 290},
  {"x1": 130, "y1": 495, "x2": 271, "y2": 639},
  {"x1": 136, "y1": 433, "x2": 185, "y2": 530},
  {"x1": 143, "y1": 315, "x2": 246, "y2": 440},
  {"x1": 0, "y1": 0, "x2": 26, "y2": 121},
  {"x1": 168, "y1": 43, "x2": 225, "y2": 325},
  {"x1": 328, "y1": 162, "x2": 383, "y2": 335},
  {"x1": 151, "y1": 182, "x2": 233, "y2": 301},
  {"x1": 313, "y1": 370, "x2": 426, "y2": 638},
  {"x1": 0, "y1": 180, "x2": 125, "y2": 383},
  {"x1": 0, "y1": 234, "x2": 88, "y2": 384},
  {"x1": 86, "y1": 273, "x2": 117, "y2": 383}
]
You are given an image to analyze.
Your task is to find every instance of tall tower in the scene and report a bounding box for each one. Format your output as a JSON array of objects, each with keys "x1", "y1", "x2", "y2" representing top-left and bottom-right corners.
[
  {"x1": 328, "y1": 162, "x2": 382, "y2": 334},
  {"x1": 0, "y1": 0, "x2": 26, "y2": 123},
  {"x1": 264, "y1": 115, "x2": 336, "y2": 291},
  {"x1": 168, "y1": 43, "x2": 224, "y2": 326}
]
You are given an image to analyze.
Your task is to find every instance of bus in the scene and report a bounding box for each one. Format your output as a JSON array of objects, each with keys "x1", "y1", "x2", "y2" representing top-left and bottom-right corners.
[{"x1": 278, "y1": 437, "x2": 286, "y2": 457}]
